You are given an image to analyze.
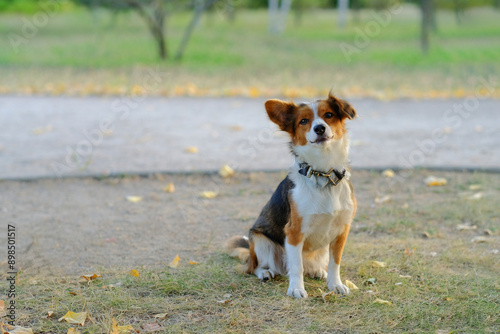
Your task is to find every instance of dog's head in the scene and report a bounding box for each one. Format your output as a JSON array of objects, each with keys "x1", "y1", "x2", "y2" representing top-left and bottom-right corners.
[{"x1": 265, "y1": 92, "x2": 357, "y2": 148}]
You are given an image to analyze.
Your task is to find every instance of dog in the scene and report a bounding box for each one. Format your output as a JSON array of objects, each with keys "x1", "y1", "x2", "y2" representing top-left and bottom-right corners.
[{"x1": 227, "y1": 92, "x2": 357, "y2": 299}]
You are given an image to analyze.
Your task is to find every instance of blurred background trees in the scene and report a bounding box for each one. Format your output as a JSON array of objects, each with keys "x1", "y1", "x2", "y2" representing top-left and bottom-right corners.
[{"x1": 1, "y1": 0, "x2": 498, "y2": 60}]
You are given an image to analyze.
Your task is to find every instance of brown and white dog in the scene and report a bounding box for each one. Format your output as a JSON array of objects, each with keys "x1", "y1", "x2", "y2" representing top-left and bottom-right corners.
[{"x1": 227, "y1": 92, "x2": 357, "y2": 299}]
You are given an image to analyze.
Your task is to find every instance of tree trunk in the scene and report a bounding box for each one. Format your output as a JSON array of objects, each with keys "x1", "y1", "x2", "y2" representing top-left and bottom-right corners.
[
  {"x1": 125, "y1": 0, "x2": 168, "y2": 60},
  {"x1": 421, "y1": 0, "x2": 432, "y2": 54},
  {"x1": 156, "y1": 27, "x2": 167, "y2": 60},
  {"x1": 278, "y1": 0, "x2": 292, "y2": 32},
  {"x1": 268, "y1": 0, "x2": 279, "y2": 34},
  {"x1": 338, "y1": 0, "x2": 349, "y2": 29},
  {"x1": 175, "y1": 0, "x2": 218, "y2": 60},
  {"x1": 225, "y1": 0, "x2": 236, "y2": 23},
  {"x1": 152, "y1": 0, "x2": 167, "y2": 59},
  {"x1": 430, "y1": 0, "x2": 437, "y2": 32},
  {"x1": 268, "y1": 0, "x2": 292, "y2": 34},
  {"x1": 453, "y1": 0, "x2": 465, "y2": 25}
]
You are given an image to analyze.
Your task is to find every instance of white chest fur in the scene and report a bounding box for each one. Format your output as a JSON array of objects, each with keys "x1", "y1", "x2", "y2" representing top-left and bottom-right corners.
[
  {"x1": 290, "y1": 171, "x2": 354, "y2": 216},
  {"x1": 290, "y1": 173, "x2": 354, "y2": 251}
]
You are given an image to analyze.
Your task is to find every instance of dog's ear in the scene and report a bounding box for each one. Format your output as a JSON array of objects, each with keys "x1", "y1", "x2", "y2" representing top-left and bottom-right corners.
[
  {"x1": 327, "y1": 92, "x2": 357, "y2": 121},
  {"x1": 339, "y1": 99, "x2": 357, "y2": 120},
  {"x1": 265, "y1": 99, "x2": 297, "y2": 132}
]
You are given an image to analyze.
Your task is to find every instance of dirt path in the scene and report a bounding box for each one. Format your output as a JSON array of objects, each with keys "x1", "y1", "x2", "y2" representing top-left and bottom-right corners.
[
  {"x1": 1, "y1": 169, "x2": 498, "y2": 276},
  {"x1": 1, "y1": 96, "x2": 499, "y2": 180}
]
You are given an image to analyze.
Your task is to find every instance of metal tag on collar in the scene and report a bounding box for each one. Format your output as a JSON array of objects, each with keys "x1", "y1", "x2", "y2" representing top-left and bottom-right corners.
[
  {"x1": 328, "y1": 169, "x2": 345, "y2": 186},
  {"x1": 328, "y1": 174, "x2": 342, "y2": 186}
]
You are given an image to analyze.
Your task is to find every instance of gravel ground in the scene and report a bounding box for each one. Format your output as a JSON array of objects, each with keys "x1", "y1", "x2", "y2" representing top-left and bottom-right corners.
[{"x1": 2, "y1": 169, "x2": 498, "y2": 276}]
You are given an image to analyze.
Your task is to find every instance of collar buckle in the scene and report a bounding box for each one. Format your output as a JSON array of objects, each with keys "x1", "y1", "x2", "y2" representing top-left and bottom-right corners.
[
  {"x1": 298, "y1": 163, "x2": 346, "y2": 186},
  {"x1": 328, "y1": 169, "x2": 345, "y2": 186}
]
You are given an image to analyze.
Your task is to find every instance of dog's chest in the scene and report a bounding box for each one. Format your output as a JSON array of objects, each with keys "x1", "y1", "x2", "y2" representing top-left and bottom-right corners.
[
  {"x1": 291, "y1": 176, "x2": 354, "y2": 250},
  {"x1": 291, "y1": 175, "x2": 353, "y2": 216},
  {"x1": 302, "y1": 213, "x2": 347, "y2": 250}
]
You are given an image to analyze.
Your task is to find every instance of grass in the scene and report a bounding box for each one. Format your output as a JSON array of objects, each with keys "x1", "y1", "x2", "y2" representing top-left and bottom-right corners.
[
  {"x1": 0, "y1": 5, "x2": 499, "y2": 98},
  {"x1": 10, "y1": 170, "x2": 500, "y2": 333}
]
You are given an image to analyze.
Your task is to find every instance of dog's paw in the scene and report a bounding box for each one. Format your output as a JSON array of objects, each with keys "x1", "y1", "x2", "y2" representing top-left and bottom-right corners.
[
  {"x1": 328, "y1": 282, "x2": 350, "y2": 295},
  {"x1": 256, "y1": 269, "x2": 275, "y2": 281},
  {"x1": 313, "y1": 269, "x2": 328, "y2": 280},
  {"x1": 287, "y1": 287, "x2": 308, "y2": 299}
]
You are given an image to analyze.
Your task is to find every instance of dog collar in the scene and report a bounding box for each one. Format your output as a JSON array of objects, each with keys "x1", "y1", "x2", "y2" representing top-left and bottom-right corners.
[{"x1": 298, "y1": 163, "x2": 346, "y2": 186}]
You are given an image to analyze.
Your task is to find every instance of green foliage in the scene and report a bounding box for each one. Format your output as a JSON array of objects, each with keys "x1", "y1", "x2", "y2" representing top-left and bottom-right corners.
[
  {"x1": 0, "y1": 0, "x2": 75, "y2": 13},
  {"x1": 0, "y1": 0, "x2": 40, "y2": 13}
]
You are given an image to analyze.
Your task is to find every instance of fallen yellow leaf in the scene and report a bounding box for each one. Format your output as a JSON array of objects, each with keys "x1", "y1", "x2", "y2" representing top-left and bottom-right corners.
[
  {"x1": 110, "y1": 318, "x2": 135, "y2": 334},
  {"x1": 471, "y1": 236, "x2": 488, "y2": 243},
  {"x1": 425, "y1": 176, "x2": 447, "y2": 186},
  {"x1": 130, "y1": 85, "x2": 145, "y2": 96},
  {"x1": 216, "y1": 299, "x2": 231, "y2": 304},
  {"x1": 0, "y1": 301, "x2": 5, "y2": 317},
  {"x1": 188, "y1": 261, "x2": 199, "y2": 265},
  {"x1": 200, "y1": 191, "x2": 217, "y2": 199},
  {"x1": 320, "y1": 290, "x2": 335, "y2": 303},
  {"x1": 169, "y1": 254, "x2": 181, "y2": 268},
  {"x1": 129, "y1": 269, "x2": 139, "y2": 277},
  {"x1": 184, "y1": 146, "x2": 198, "y2": 154},
  {"x1": 153, "y1": 313, "x2": 168, "y2": 319},
  {"x1": 0, "y1": 322, "x2": 34, "y2": 334},
  {"x1": 345, "y1": 280, "x2": 359, "y2": 290},
  {"x1": 372, "y1": 261, "x2": 387, "y2": 268},
  {"x1": 164, "y1": 183, "x2": 175, "y2": 193},
  {"x1": 67, "y1": 328, "x2": 81, "y2": 334},
  {"x1": 186, "y1": 83, "x2": 197, "y2": 95},
  {"x1": 468, "y1": 184, "x2": 482, "y2": 191},
  {"x1": 45, "y1": 310, "x2": 54, "y2": 318},
  {"x1": 126, "y1": 196, "x2": 142, "y2": 203},
  {"x1": 381, "y1": 169, "x2": 395, "y2": 178},
  {"x1": 374, "y1": 298, "x2": 392, "y2": 306},
  {"x1": 58, "y1": 311, "x2": 87, "y2": 326},
  {"x1": 467, "y1": 192, "x2": 483, "y2": 200},
  {"x1": 374, "y1": 195, "x2": 391, "y2": 204},
  {"x1": 32, "y1": 125, "x2": 53, "y2": 135},
  {"x1": 81, "y1": 273, "x2": 101, "y2": 281},
  {"x1": 227, "y1": 125, "x2": 243, "y2": 132},
  {"x1": 218, "y1": 165, "x2": 235, "y2": 178},
  {"x1": 248, "y1": 86, "x2": 260, "y2": 98},
  {"x1": 456, "y1": 224, "x2": 477, "y2": 231}
]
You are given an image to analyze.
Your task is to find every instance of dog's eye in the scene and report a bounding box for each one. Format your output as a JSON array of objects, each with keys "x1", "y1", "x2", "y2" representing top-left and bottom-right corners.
[
  {"x1": 324, "y1": 112, "x2": 333, "y2": 119},
  {"x1": 299, "y1": 119, "x2": 309, "y2": 125}
]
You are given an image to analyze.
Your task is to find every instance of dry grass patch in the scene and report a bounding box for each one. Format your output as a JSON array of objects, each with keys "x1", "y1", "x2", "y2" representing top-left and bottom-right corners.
[{"x1": 4, "y1": 170, "x2": 500, "y2": 333}]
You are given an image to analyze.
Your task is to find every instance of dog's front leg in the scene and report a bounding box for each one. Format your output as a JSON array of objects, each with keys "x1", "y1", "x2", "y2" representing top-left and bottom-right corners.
[
  {"x1": 285, "y1": 239, "x2": 307, "y2": 298},
  {"x1": 327, "y1": 224, "x2": 351, "y2": 295},
  {"x1": 284, "y1": 202, "x2": 307, "y2": 298}
]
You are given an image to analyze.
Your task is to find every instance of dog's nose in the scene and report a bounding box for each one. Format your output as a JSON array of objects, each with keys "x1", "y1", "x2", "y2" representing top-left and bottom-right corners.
[{"x1": 314, "y1": 124, "x2": 325, "y2": 135}]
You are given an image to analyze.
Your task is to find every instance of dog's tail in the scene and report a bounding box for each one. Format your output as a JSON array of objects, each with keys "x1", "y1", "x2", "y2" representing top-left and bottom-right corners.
[{"x1": 226, "y1": 235, "x2": 250, "y2": 264}]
